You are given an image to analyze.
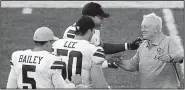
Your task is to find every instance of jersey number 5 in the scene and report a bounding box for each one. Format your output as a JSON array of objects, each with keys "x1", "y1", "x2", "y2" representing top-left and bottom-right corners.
[
  {"x1": 57, "y1": 49, "x2": 82, "y2": 81},
  {"x1": 22, "y1": 65, "x2": 36, "y2": 89}
]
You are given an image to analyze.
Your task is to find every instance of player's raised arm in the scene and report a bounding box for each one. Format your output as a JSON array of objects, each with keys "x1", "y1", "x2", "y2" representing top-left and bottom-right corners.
[{"x1": 103, "y1": 37, "x2": 143, "y2": 54}]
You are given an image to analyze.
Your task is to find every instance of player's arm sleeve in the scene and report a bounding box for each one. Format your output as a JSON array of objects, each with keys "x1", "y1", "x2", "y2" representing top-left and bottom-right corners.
[
  {"x1": 90, "y1": 47, "x2": 109, "y2": 88},
  {"x1": 93, "y1": 29, "x2": 127, "y2": 54},
  {"x1": 103, "y1": 43, "x2": 127, "y2": 54},
  {"x1": 91, "y1": 47, "x2": 106, "y2": 64},
  {"x1": 50, "y1": 60, "x2": 75, "y2": 88},
  {"x1": 91, "y1": 46, "x2": 109, "y2": 68},
  {"x1": 7, "y1": 65, "x2": 18, "y2": 88},
  {"x1": 7, "y1": 52, "x2": 18, "y2": 88},
  {"x1": 168, "y1": 38, "x2": 184, "y2": 63}
]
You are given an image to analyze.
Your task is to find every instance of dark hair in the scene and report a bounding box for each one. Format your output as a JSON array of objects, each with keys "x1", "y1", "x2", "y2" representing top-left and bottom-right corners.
[
  {"x1": 82, "y1": 2, "x2": 110, "y2": 18},
  {"x1": 75, "y1": 16, "x2": 95, "y2": 36},
  {"x1": 34, "y1": 41, "x2": 47, "y2": 46}
]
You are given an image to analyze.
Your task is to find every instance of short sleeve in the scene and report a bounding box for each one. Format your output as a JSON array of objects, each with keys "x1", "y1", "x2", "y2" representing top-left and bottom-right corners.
[
  {"x1": 91, "y1": 46, "x2": 106, "y2": 65},
  {"x1": 63, "y1": 24, "x2": 76, "y2": 39},
  {"x1": 7, "y1": 51, "x2": 19, "y2": 88},
  {"x1": 168, "y1": 37, "x2": 184, "y2": 62},
  {"x1": 129, "y1": 41, "x2": 145, "y2": 71},
  {"x1": 130, "y1": 50, "x2": 140, "y2": 71},
  {"x1": 6, "y1": 66, "x2": 18, "y2": 88},
  {"x1": 52, "y1": 39, "x2": 65, "y2": 55}
]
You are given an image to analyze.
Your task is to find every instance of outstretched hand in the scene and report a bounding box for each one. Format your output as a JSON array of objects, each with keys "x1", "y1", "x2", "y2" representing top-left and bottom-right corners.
[{"x1": 108, "y1": 55, "x2": 123, "y2": 65}]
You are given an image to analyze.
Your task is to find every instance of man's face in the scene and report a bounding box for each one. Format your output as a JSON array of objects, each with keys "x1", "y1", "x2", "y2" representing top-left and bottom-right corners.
[
  {"x1": 92, "y1": 15, "x2": 103, "y2": 27},
  {"x1": 141, "y1": 17, "x2": 158, "y2": 40},
  {"x1": 88, "y1": 28, "x2": 95, "y2": 42},
  {"x1": 45, "y1": 40, "x2": 54, "y2": 52},
  {"x1": 141, "y1": 24, "x2": 157, "y2": 40}
]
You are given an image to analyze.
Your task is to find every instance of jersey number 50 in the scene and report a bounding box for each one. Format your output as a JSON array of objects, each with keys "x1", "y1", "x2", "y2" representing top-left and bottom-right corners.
[{"x1": 57, "y1": 49, "x2": 82, "y2": 81}]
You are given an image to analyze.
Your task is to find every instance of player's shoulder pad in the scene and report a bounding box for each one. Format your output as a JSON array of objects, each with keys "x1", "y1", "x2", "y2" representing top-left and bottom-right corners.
[
  {"x1": 12, "y1": 50, "x2": 19, "y2": 57},
  {"x1": 90, "y1": 46, "x2": 105, "y2": 65},
  {"x1": 66, "y1": 25, "x2": 75, "y2": 31},
  {"x1": 66, "y1": 24, "x2": 76, "y2": 33},
  {"x1": 92, "y1": 46, "x2": 105, "y2": 58},
  {"x1": 11, "y1": 50, "x2": 27, "y2": 58},
  {"x1": 11, "y1": 49, "x2": 28, "y2": 65},
  {"x1": 47, "y1": 52, "x2": 58, "y2": 57},
  {"x1": 53, "y1": 39, "x2": 65, "y2": 46},
  {"x1": 63, "y1": 23, "x2": 76, "y2": 39}
]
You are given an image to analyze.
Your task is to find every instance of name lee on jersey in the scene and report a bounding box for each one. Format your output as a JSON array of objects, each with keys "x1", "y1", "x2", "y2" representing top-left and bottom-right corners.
[
  {"x1": 64, "y1": 41, "x2": 77, "y2": 48},
  {"x1": 18, "y1": 55, "x2": 43, "y2": 64}
]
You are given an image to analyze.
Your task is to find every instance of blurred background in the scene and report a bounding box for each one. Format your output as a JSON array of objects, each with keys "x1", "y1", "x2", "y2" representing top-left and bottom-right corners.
[{"x1": 0, "y1": 1, "x2": 184, "y2": 89}]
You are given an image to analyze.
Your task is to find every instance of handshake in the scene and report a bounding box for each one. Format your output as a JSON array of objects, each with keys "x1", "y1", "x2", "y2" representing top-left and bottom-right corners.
[
  {"x1": 107, "y1": 37, "x2": 143, "y2": 69},
  {"x1": 108, "y1": 55, "x2": 123, "y2": 66}
]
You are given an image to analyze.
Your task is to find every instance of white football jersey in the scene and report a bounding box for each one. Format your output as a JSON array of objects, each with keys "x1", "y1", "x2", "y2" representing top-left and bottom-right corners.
[
  {"x1": 63, "y1": 23, "x2": 101, "y2": 46},
  {"x1": 52, "y1": 39, "x2": 106, "y2": 88},
  {"x1": 7, "y1": 49, "x2": 74, "y2": 88}
]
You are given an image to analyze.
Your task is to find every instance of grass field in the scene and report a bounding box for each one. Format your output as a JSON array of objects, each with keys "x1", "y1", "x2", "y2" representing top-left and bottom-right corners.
[{"x1": 0, "y1": 2, "x2": 184, "y2": 89}]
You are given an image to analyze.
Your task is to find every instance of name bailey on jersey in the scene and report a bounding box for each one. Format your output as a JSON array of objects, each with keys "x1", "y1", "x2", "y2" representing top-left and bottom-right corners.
[{"x1": 18, "y1": 55, "x2": 43, "y2": 64}]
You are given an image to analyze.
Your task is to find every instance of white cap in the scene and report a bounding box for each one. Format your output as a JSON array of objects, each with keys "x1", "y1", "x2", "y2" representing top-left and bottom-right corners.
[
  {"x1": 33, "y1": 26, "x2": 59, "y2": 41},
  {"x1": 142, "y1": 13, "x2": 162, "y2": 28}
]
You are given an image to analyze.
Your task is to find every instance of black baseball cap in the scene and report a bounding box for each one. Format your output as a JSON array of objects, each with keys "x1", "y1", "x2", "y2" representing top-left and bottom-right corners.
[
  {"x1": 76, "y1": 16, "x2": 95, "y2": 35},
  {"x1": 82, "y1": 2, "x2": 110, "y2": 18}
]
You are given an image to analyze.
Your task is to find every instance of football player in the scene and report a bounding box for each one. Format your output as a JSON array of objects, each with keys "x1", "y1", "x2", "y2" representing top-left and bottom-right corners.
[
  {"x1": 63, "y1": 2, "x2": 142, "y2": 68},
  {"x1": 53, "y1": 16, "x2": 109, "y2": 88},
  {"x1": 7, "y1": 27, "x2": 81, "y2": 89}
]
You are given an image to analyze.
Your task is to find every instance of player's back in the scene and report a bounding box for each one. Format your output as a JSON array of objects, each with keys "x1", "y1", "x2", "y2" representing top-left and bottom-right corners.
[
  {"x1": 11, "y1": 49, "x2": 60, "y2": 88},
  {"x1": 63, "y1": 23, "x2": 101, "y2": 46},
  {"x1": 53, "y1": 39, "x2": 105, "y2": 88}
]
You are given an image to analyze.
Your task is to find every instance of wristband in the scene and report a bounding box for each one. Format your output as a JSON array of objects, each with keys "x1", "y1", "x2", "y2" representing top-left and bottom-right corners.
[
  {"x1": 108, "y1": 86, "x2": 111, "y2": 89},
  {"x1": 125, "y1": 43, "x2": 128, "y2": 50}
]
